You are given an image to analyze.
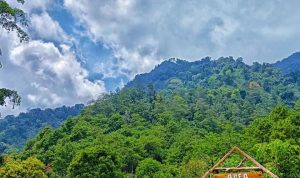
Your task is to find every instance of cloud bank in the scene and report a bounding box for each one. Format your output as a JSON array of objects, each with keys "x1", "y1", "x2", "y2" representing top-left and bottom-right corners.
[{"x1": 64, "y1": 0, "x2": 300, "y2": 77}]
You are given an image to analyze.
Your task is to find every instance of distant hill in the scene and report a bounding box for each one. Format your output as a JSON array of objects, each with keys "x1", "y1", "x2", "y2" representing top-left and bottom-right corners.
[
  {"x1": 0, "y1": 104, "x2": 84, "y2": 152},
  {"x1": 128, "y1": 53, "x2": 300, "y2": 90},
  {"x1": 126, "y1": 57, "x2": 212, "y2": 90},
  {"x1": 273, "y1": 52, "x2": 300, "y2": 73},
  {"x1": 124, "y1": 55, "x2": 300, "y2": 125},
  {"x1": 14, "y1": 56, "x2": 300, "y2": 177}
]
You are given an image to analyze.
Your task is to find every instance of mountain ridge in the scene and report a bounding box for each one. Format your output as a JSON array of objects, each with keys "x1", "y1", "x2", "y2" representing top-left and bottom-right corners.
[
  {"x1": 272, "y1": 52, "x2": 300, "y2": 73},
  {"x1": 127, "y1": 52, "x2": 300, "y2": 90},
  {"x1": 1, "y1": 55, "x2": 299, "y2": 177},
  {"x1": 0, "y1": 104, "x2": 84, "y2": 152}
]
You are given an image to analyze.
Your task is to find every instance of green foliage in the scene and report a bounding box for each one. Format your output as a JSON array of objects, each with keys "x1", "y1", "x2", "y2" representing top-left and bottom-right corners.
[
  {"x1": 128, "y1": 57, "x2": 300, "y2": 125},
  {"x1": 247, "y1": 106, "x2": 300, "y2": 177},
  {"x1": 136, "y1": 158, "x2": 162, "y2": 177},
  {"x1": 67, "y1": 146, "x2": 122, "y2": 178},
  {"x1": 253, "y1": 140, "x2": 299, "y2": 177},
  {"x1": 0, "y1": 105, "x2": 84, "y2": 153},
  {"x1": 1, "y1": 57, "x2": 300, "y2": 177},
  {"x1": 0, "y1": 156, "x2": 47, "y2": 178},
  {"x1": 179, "y1": 160, "x2": 207, "y2": 178},
  {"x1": 136, "y1": 158, "x2": 177, "y2": 178},
  {"x1": 0, "y1": 88, "x2": 21, "y2": 109},
  {"x1": 0, "y1": 0, "x2": 29, "y2": 42},
  {"x1": 17, "y1": 91, "x2": 299, "y2": 177}
]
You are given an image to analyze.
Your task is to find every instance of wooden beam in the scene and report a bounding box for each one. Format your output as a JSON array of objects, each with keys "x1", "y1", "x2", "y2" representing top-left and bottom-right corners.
[
  {"x1": 214, "y1": 167, "x2": 261, "y2": 171},
  {"x1": 201, "y1": 147, "x2": 236, "y2": 178},
  {"x1": 236, "y1": 157, "x2": 247, "y2": 168}
]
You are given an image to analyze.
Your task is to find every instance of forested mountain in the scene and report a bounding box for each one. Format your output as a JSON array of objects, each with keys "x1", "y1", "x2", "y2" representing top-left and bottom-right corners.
[
  {"x1": 273, "y1": 52, "x2": 300, "y2": 73},
  {"x1": 127, "y1": 56, "x2": 300, "y2": 125},
  {"x1": 0, "y1": 57, "x2": 299, "y2": 177},
  {"x1": 126, "y1": 58, "x2": 194, "y2": 90},
  {"x1": 0, "y1": 104, "x2": 84, "y2": 153},
  {"x1": 127, "y1": 55, "x2": 300, "y2": 90}
]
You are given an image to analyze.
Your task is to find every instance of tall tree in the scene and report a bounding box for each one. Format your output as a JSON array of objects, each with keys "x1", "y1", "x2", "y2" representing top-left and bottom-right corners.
[
  {"x1": 0, "y1": 0, "x2": 28, "y2": 113},
  {"x1": 0, "y1": 0, "x2": 29, "y2": 43}
]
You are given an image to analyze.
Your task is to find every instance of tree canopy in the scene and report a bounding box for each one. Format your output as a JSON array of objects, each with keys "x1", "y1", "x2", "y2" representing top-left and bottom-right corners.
[
  {"x1": 0, "y1": 57, "x2": 299, "y2": 177},
  {"x1": 0, "y1": 57, "x2": 296, "y2": 177}
]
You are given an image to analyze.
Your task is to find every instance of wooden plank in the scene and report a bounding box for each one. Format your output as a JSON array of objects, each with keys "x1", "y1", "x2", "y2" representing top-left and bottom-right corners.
[
  {"x1": 213, "y1": 172, "x2": 264, "y2": 178},
  {"x1": 214, "y1": 167, "x2": 261, "y2": 171}
]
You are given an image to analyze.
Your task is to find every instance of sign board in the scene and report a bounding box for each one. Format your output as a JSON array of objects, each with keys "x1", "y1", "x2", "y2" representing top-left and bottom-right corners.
[{"x1": 213, "y1": 172, "x2": 263, "y2": 178}]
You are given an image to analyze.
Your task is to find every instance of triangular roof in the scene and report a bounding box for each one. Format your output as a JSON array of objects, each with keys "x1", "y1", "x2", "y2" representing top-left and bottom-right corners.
[{"x1": 202, "y1": 146, "x2": 278, "y2": 178}]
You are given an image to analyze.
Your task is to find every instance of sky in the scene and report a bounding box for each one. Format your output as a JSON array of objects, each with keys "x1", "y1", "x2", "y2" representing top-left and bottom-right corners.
[{"x1": 1, "y1": 0, "x2": 300, "y2": 116}]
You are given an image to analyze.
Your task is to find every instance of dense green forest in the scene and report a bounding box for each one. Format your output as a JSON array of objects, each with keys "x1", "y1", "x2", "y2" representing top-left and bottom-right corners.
[
  {"x1": 0, "y1": 104, "x2": 84, "y2": 153},
  {"x1": 273, "y1": 52, "x2": 300, "y2": 74},
  {"x1": 0, "y1": 57, "x2": 299, "y2": 177}
]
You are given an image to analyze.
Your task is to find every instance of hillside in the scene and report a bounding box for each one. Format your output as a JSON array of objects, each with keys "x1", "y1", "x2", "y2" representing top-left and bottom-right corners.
[
  {"x1": 1, "y1": 0, "x2": 300, "y2": 177},
  {"x1": 0, "y1": 57, "x2": 298, "y2": 177},
  {"x1": 128, "y1": 55, "x2": 300, "y2": 90},
  {"x1": 126, "y1": 58, "x2": 194, "y2": 90},
  {"x1": 0, "y1": 104, "x2": 84, "y2": 153},
  {"x1": 273, "y1": 52, "x2": 300, "y2": 73},
  {"x1": 127, "y1": 57, "x2": 300, "y2": 118}
]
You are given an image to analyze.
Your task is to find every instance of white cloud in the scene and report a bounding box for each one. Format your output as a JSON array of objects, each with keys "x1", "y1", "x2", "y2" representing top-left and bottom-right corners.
[
  {"x1": 7, "y1": 0, "x2": 52, "y2": 12},
  {"x1": 11, "y1": 40, "x2": 106, "y2": 104},
  {"x1": 1, "y1": 0, "x2": 108, "y2": 117},
  {"x1": 30, "y1": 12, "x2": 68, "y2": 42},
  {"x1": 0, "y1": 30, "x2": 105, "y2": 116},
  {"x1": 7, "y1": 0, "x2": 67, "y2": 42},
  {"x1": 64, "y1": 0, "x2": 300, "y2": 78}
]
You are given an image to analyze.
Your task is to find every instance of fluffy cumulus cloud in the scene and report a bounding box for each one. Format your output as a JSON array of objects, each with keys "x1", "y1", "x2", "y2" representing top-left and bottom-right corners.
[
  {"x1": 11, "y1": 41, "x2": 105, "y2": 102},
  {"x1": 7, "y1": 0, "x2": 51, "y2": 12},
  {"x1": 30, "y1": 12, "x2": 68, "y2": 42},
  {"x1": 0, "y1": 0, "x2": 107, "y2": 116},
  {"x1": 0, "y1": 31, "x2": 105, "y2": 116},
  {"x1": 64, "y1": 0, "x2": 300, "y2": 78}
]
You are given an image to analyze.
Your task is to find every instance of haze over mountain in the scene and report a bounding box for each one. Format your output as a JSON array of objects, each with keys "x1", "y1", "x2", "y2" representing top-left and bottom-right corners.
[
  {"x1": 273, "y1": 52, "x2": 300, "y2": 73},
  {"x1": 0, "y1": 104, "x2": 84, "y2": 153},
  {"x1": 127, "y1": 53, "x2": 300, "y2": 90}
]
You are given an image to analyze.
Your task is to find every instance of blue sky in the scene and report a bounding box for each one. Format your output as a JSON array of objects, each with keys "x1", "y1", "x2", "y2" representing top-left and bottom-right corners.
[
  {"x1": 42, "y1": 0, "x2": 125, "y2": 91},
  {"x1": 1, "y1": 0, "x2": 300, "y2": 116}
]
